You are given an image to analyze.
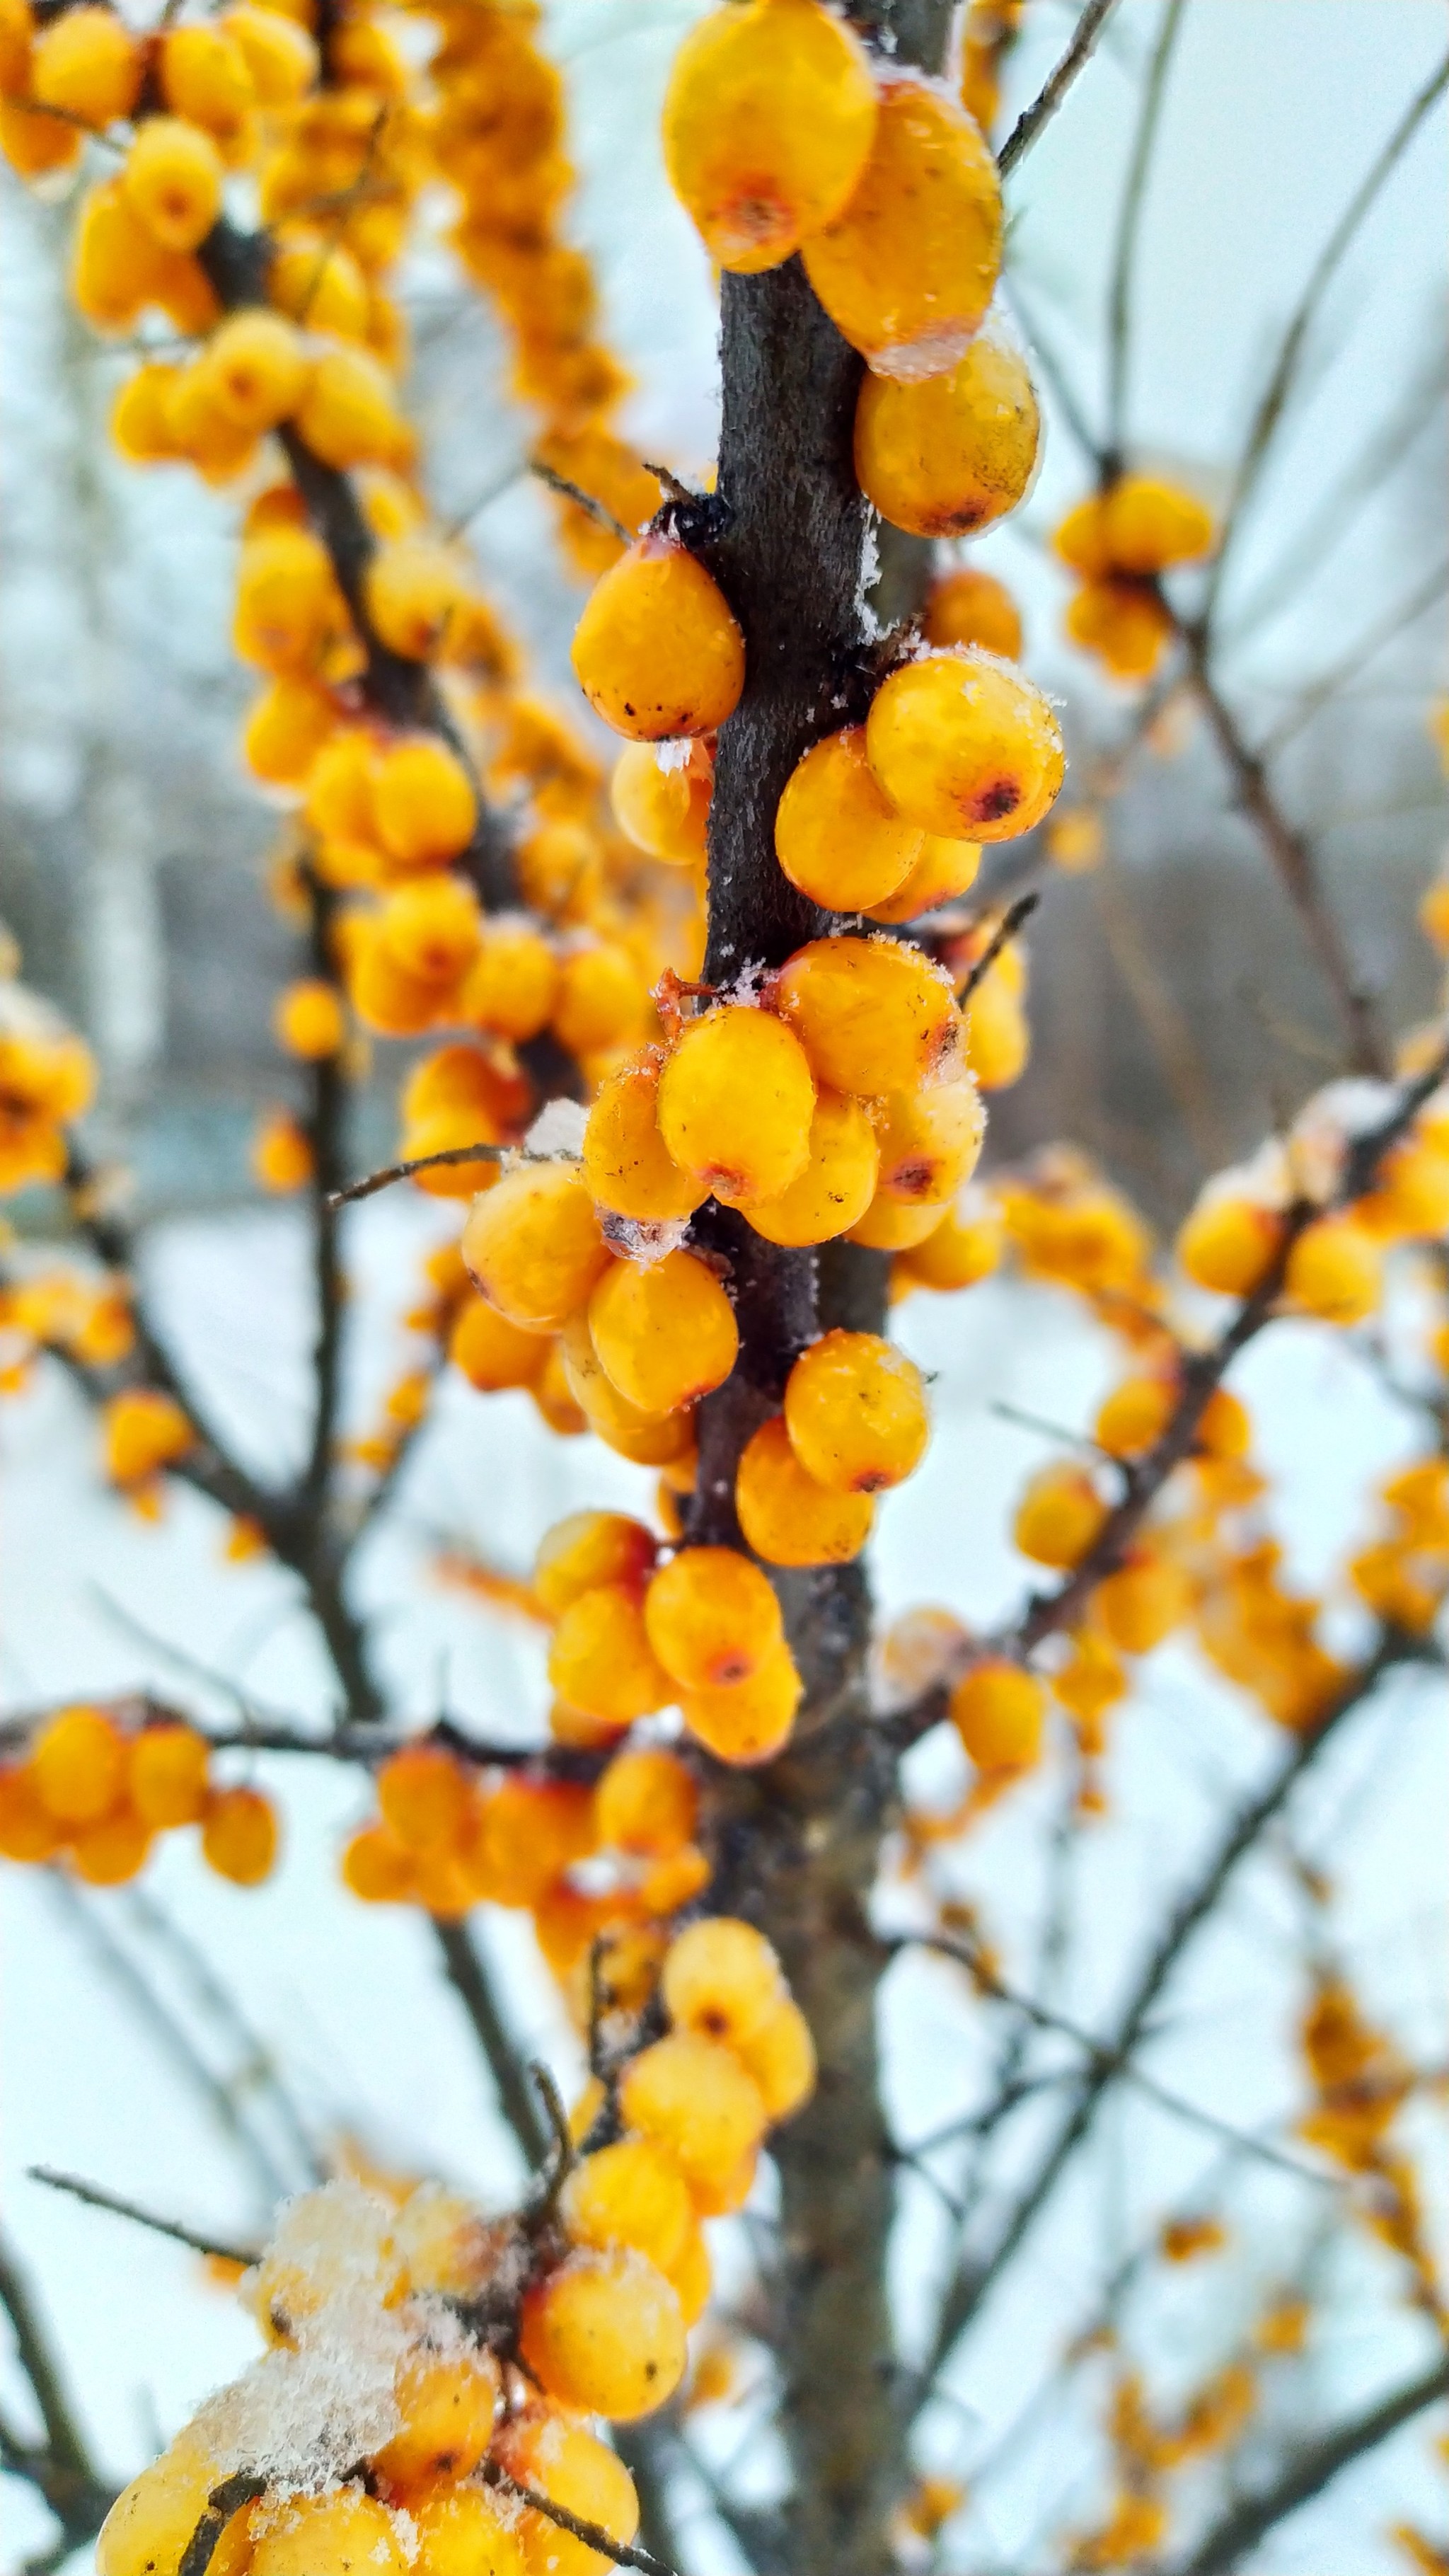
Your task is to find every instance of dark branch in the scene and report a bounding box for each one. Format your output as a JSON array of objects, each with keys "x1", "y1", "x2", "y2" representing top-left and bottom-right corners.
[
  {"x1": 529, "y1": 460, "x2": 631, "y2": 546},
  {"x1": 26, "y1": 2168, "x2": 259, "y2": 2270},
  {"x1": 431, "y1": 1916, "x2": 553, "y2": 2170},
  {"x1": 959, "y1": 892, "x2": 1040, "y2": 1001},
  {"x1": 327, "y1": 1140, "x2": 514, "y2": 1209},
  {"x1": 487, "y1": 2468, "x2": 683, "y2": 2576},
  {"x1": 998, "y1": 0, "x2": 1123, "y2": 179},
  {"x1": 1104, "y1": 0, "x2": 1188, "y2": 466}
]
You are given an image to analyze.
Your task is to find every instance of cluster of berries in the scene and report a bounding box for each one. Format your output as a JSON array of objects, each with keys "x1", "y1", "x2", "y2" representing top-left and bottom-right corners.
[
  {"x1": 0, "y1": 982, "x2": 95, "y2": 1195},
  {"x1": 0, "y1": 1704, "x2": 277, "y2": 1885},
  {"x1": 1053, "y1": 475, "x2": 1215, "y2": 683}
]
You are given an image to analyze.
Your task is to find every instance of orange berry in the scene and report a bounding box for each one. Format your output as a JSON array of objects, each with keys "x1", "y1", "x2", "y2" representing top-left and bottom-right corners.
[
  {"x1": 364, "y1": 538, "x2": 465, "y2": 662},
  {"x1": 611, "y1": 740, "x2": 712, "y2": 865},
  {"x1": 1176, "y1": 1191, "x2": 1286, "y2": 1296},
  {"x1": 98, "y1": 2440, "x2": 229, "y2": 2576},
  {"x1": 657, "y1": 1004, "x2": 816, "y2": 1204},
  {"x1": 873, "y1": 1074, "x2": 983, "y2": 1205},
  {"x1": 0, "y1": 96, "x2": 81, "y2": 178},
  {"x1": 111, "y1": 361, "x2": 185, "y2": 464},
  {"x1": 735, "y1": 1413, "x2": 874, "y2": 1565},
  {"x1": 662, "y1": 1914, "x2": 783, "y2": 2045},
  {"x1": 33, "y1": 8, "x2": 141, "y2": 127},
  {"x1": 949, "y1": 1658, "x2": 1046, "y2": 1771},
  {"x1": 741, "y1": 1086, "x2": 879, "y2": 1246},
  {"x1": 535, "y1": 1511, "x2": 658, "y2": 1618},
  {"x1": 1284, "y1": 1215, "x2": 1383, "y2": 1326},
  {"x1": 1064, "y1": 577, "x2": 1172, "y2": 682},
  {"x1": 1095, "y1": 1551, "x2": 1192, "y2": 1655},
  {"x1": 583, "y1": 1053, "x2": 709, "y2": 1223},
  {"x1": 1012, "y1": 1462, "x2": 1109, "y2": 1569},
  {"x1": 243, "y1": 677, "x2": 336, "y2": 786},
  {"x1": 466, "y1": 1777, "x2": 597, "y2": 1909},
  {"x1": 493, "y1": 2410, "x2": 639, "y2": 2576},
  {"x1": 645, "y1": 1546, "x2": 783, "y2": 1692},
  {"x1": 69, "y1": 1804, "x2": 152, "y2": 1887},
  {"x1": 31, "y1": 1705, "x2": 126, "y2": 1824},
  {"x1": 378, "y1": 875, "x2": 483, "y2": 987},
  {"x1": 923, "y1": 567, "x2": 1022, "y2": 661},
  {"x1": 376, "y1": 1744, "x2": 472, "y2": 1853},
  {"x1": 463, "y1": 921, "x2": 560, "y2": 1042},
  {"x1": 410, "y1": 2484, "x2": 525, "y2": 2576},
  {"x1": 373, "y1": 735, "x2": 478, "y2": 870},
  {"x1": 160, "y1": 22, "x2": 253, "y2": 132},
  {"x1": 802, "y1": 76, "x2": 1001, "y2": 380},
  {"x1": 449, "y1": 1295, "x2": 548, "y2": 1393},
  {"x1": 204, "y1": 309, "x2": 309, "y2": 432},
  {"x1": 770, "y1": 934, "x2": 962, "y2": 1095},
  {"x1": 734, "y1": 1994, "x2": 816, "y2": 2120},
  {"x1": 588, "y1": 1248, "x2": 739, "y2": 1416},
  {"x1": 863, "y1": 834, "x2": 982, "y2": 924},
  {"x1": 0, "y1": 1766, "x2": 64, "y2": 1863},
  {"x1": 572, "y1": 535, "x2": 744, "y2": 741},
  {"x1": 463, "y1": 1164, "x2": 611, "y2": 1334},
  {"x1": 562, "y1": 2137, "x2": 695, "y2": 2277},
  {"x1": 373, "y1": 2345, "x2": 500, "y2": 2492},
  {"x1": 1056, "y1": 476, "x2": 1213, "y2": 577},
  {"x1": 848, "y1": 1191, "x2": 949, "y2": 1253},
  {"x1": 865, "y1": 649, "x2": 1064, "y2": 841},
  {"x1": 552, "y1": 943, "x2": 650, "y2": 1059},
  {"x1": 225, "y1": 6, "x2": 317, "y2": 104},
  {"x1": 296, "y1": 345, "x2": 406, "y2": 471},
  {"x1": 253, "y1": 1108, "x2": 313, "y2": 1191},
  {"x1": 620, "y1": 2030, "x2": 768, "y2": 2193},
  {"x1": 962, "y1": 966, "x2": 1029, "y2": 1089},
  {"x1": 103, "y1": 1387, "x2": 192, "y2": 1487},
  {"x1": 122, "y1": 118, "x2": 224, "y2": 253},
  {"x1": 662, "y1": 0, "x2": 877, "y2": 272},
  {"x1": 896, "y1": 1190, "x2": 1002, "y2": 1291},
  {"x1": 548, "y1": 1583, "x2": 675, "y2": 1727},
  {"x1": 679, "y1": 1638, "x2": 802, "y2": 1764},
  {"x1": 250, "y1": 2490, "x2": 408, "y2": 2576},
  {"x1": 267, "y1": 230, "x2": 369, "y2": 341},
  {"x1": 855, "y1": 330, "x2": 1038, "y2": 537},
  {"x1": 340, "y1": 1823, "x2": 417, "y2": 1904},
  {"x1": 1095, "y1": 1373, "x2": 1176, "y2": 1459},
  {"x1": 519, "y1": 2247, "x2": 687, "y2": 2420},
  {"x1": 129, "y1": 1723, "x2": 209, "y2": 1829},
  {"x1": 202, "y1": 1784, "x2": 279, "y2": 1886},
  {"x1": 774, "y1": 725, "x2": 923, "y2": 910},
  {"x1": 274, "y1": 977, "x2": 345, "y2": 1059},
  {"x1": 560, "y1": 1313, "x2": 697, "y2": 1466},
  {"x1": 596, "y1": 1744, "x2": 698, "y2": 1856},
  {"x1": 783, "y1": 1328, "x2": 928, "y2": 1493},
  {"x1": 234, "y1": 525, "x2": 341, "y2": 674}
]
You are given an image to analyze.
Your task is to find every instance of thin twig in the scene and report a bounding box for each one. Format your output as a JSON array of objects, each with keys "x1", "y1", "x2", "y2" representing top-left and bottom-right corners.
[
  {"x1": 431, "y1": 1917, "x2": 552, "y2": 2170},
  {"x1": 529, "y1": 461, "x2": 631, "y2": 546},
  {"x1": 1257, "y1": 555, "x2": 1449, "y2": 759},
  {"x1": 959, "y1": 892, "x2": 1040, "y2": 1001},
  {"x1": 0, "y1": 2233, "x2": 91, "y2": 2485},
  {"x1": 487, "y1": 2468, "x2": 683, "y2": 2576},
  {"x1": 26, "y1": 2169, "x2": 260, "y2": 2269},
  {"x1": 1104, "y1": 0, "x2": 1188, "y2": 467},
  {"x1": 998, "y1": 0, "x2": 1123, "y2": 180},
  {"x1": 326, "y1": 1140, "x2": 512, "y2": 1208}
]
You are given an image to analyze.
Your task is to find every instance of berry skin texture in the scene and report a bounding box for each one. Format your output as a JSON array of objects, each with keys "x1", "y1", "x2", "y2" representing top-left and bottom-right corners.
[
  {"x1": 802, "y1": 76, "x2": 1002, "y2": 381},
  {"x1": 611, "y1": 740, "x2": 712, "y2": 865},
  {"x1": 855, "y1": 332, "x2": 1039, "y2": 538},
  {"x1": 584, "y1": 1054, "x2": 710, "y2": 1222},
  {"x1": 949, "y1": 1660, "x2": 1046, "y2": 1771},
  {"x1": 201, "y1": 1784, "x2": 279, "y2": 1885},
  {"x1": 662, "y1": 0, "x2": 877, "y2": 273},
  {"x1": 493, "y1": 2410, "x2": 640, "y2": 2576},
  {"x1": 1176, "y1": 1191, "x2": 1286, "y2": 1296},
  {"x1": 122, "y1": 119, "x2": 224, "y2": 253},
  {"x1": 645, "y1": 1546, "x2": 784, "y2": 1690},
  {"x1": 1284, "y1": 1215, "x2": 1384, "y2": 1325},
  {"x1": 595, "y1": 1744, "x2": 698, "y2": 1856},
  {"x1": 373, "y1": 2346, "x2": 500, "y2": 2492},
  {"x1": 32, "y1": 8, "x2": 142, "y2": 127},
  {"x1": 129, "y1": 1723, "x2": 209, "y2": 1829},
  {"x1": 741, "y1": 1087, "x2": 879, "y2": 1246},
  {"x1": 680, "y1": 1638, "x2": 802, "y2": 1764},
  {"x1": 775, "y1": 724, "x2": 923, "y2": 909},
  {"x1": 658, "y1": 1005, "x2": 816, "y2": 1204},
  {"x1": 865, "y1": 650, "x2": 1065, "y2": 842},
  {"x1": 1012, "y1": 1463, "x2": 1109, "y2": 1569},
  {"x1": 548, "y1": 1582, "x2": 675, "y2": 1726},
  {"x1": 588, "y1": 1248, "x2": 739, "y2": 1415},
  {"x1": 735, "y1": 1413, "x2": 875, "y2": 1565},
  {"x1": 31, "y1": 1705, "x2": 125, "y2": 1824},
  {"x1": 560, "y1": 1311, "x2": 698, "y2": 1465},
  {"x1": 662, "y1": 1915, "x2": 784, "y2": 2045},
  {"x1": 519, "y1": 2246, "x2": 686, "y2": 2420},
  {"x1": 783, "y1": 1328, "x2": 929, "y2": 1493},
  {"x1": 864, "y1": 834, "x2": 982, "y2": 924},
  {"x1": 923, "y1": 567, "x2": 1023, "y2": 662},
  {"x1": 571, "y1": 536, "x2": 745, "y2": 741},
  {"x1": 411, "y1": 2485, "x2": 526, "y2": 2576},
  {"x1": 204, "y1": 310, "x2": 308, "y2": 432},
  {"x1": 536, "y1": 1511, "x2": 658, "y2": 1618},
  {"x1": 874, "y1": 1075, "x2": 984, "y2": 1205},
  {"x1": 620, "y1": 2030, "x2": 769, "y2": 2193},
  {"x1": 250, "y1": 2488, "x2": 409, "y2": 2576},
  {"x1": 97, "y1": 2439, "x2": 226, "y2": 2576},
  {"x1": 463, "y1": 1165, "x2": 611, "y2": 1335},
  {"x1": 772, "y1": 936, "x2": 962, "y2": 1098},
  {"x1": 563, "y1": 2137, "x2": 695, "y2": 2276}
]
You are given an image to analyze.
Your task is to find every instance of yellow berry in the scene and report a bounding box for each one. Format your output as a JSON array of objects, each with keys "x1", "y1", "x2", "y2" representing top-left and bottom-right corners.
[
  {"x1": 855, "y1": 330, "x2": 1038, "y2": 536},
  {"x1": 962, "y1": 966, "x2": 1028, "y2": 1089},
  {"x1": 619, "y1": 2030, "x2": 768, "y2": 2193},
  {"x1": 233, "y1": 525, "x2": 341, "y2": 674},
  {"x1": 160, "y1": 22, "x2": 253, "y2": 132},
  {"x1": 1064, "y1": 577, "x2": 1173, "y2": 682},
  {"x1": 949, "y1": 1659, "x2": 1046, "y2": 1770},
  {"x1": 662, "y1": 1914, "x2": 783, "y2": 2045},
  {"x1": 253, "y1": 1108, "x2": 313, "y2": 1191},
  {"x1": 863, "y1": 834, "x2": 982, "y2": 924},
  {"x1": 296, "y1": 345, "x2": 406, "y2": 471},
  {"x1": 595, "y1": 1744, "x2": 698, "y2": 1856},
  {"x1": 1095, "y1": 1373, "x2": 1176, "y2": 1459},
  {"x1": 225, "y1": 6, "x2": 317, "y2": 104},
  {"x1": 552, "y1": 943, "x2": 650, "y2": 1059},
  {"x1": 644, "y1": 1546, "x2": 783, "y2": 1691},
  {"x1": 378, "y1": 875, "x2": 483, "y2": 989},
  {"x1": 520, "y1": 2246, "x2": 686, "y2": 2420},
  {"x1": 268, "y1": 229, "x2": 369, "y2": 340},
  {"x1": 31, "y1": 1704, "x2": 126, "y2": 1824},
  {"x1": 589, "y1": 1248, "x2": 739, "y2": 1416},
  {"x1": 97, "y1": 2439, "x2": 226, "y2": 2576},
  {"x1": 204, "y1": 309, "x2": 309, "y2": 432},
  {"x1": 611, "y1": 740, "x2": 712, "y2": 865},
  {"x1": 563, "y1": 2137, "x2": 695, "y2": 2280},
  {"x1": 657, "y1": 1005, "x2": 816, "y2": 1204},
  {"x1": 560, "y1": 1313, "x2": 697, "y2": 1466},
  {"x1": 679, "y1": 1638, "x2": 802, "y2": 1764},
  {"x1": 734, "y1": 1994, "x2": 816, "y2": 2120},
  {"x1": 865, "y1": 649, "x2": 1064, "y2": 841},
  {"x1": 583, "y1": 1053, "x2": 710, "y2": 1223},
  {"x1": 0, "y1": 1767, "x2": 63, "y2": 1865},
  {"x1": 364, "y1": 537, "x2": 465, "y2": 662},
  {"x1": 275, "y1": 977, "x2": 345, "y2": 1059},
  {"x1": 873, "y1": 1074, "x2": 983, "y2": 1205},
  {"x1": 202, "y1": 1784, "x2": 279, "y2": 1885},
  {"x1": 1012, "y1": 1462, "x2": 1109, "y2": 1568},
  {"x1": 32, "y1": 8, "x2": 141, "y2": 127},
  {"x1": 373, "y1": 2346, "x2": 500, "y2": 2493},
  {"x1": 783, "y1": 1328, "x2": 928, "y2": 1493},
  {"x1": 536, "y1": 1511, "x2": 658, "y2": 1618},
  {"x1": 243, "y1": 677, "x2": 337, "y2": 785},
  {"x1": 662, "y1": 0, "x2": 877, "y2": 273},
  {"x1": 848, "y1": 1191, "x2": 949, "y2": 1252},
  {"x1": 548, "y1": 1582, "x2": 675, "y2": 1726},
  {"x1": 802, "y1": 76, "x2": 1001, "y2": 380},
  {"x1": 373, "y1": 735, "x2": 478, "y2": 869},
  {"x1": 410, "y1": 2485, "x2": 525, "y2": 2576},
  {"x1": 1176, "y1": 1191, "x2": 1286, "y2": 1296},
  {"x1": 250, "y1": 2490, "x2": 408, "y2": 2576},
  {"x1": 111, "y1": 361, "x2": 185, "y2": 464},
  {"x1": 376, "y1": 1744, "x2": 472, "y2": 1854},
  {"x1": 774, "y1": 725, "x2": 923, "y2": 910},
  {"x1": 463, "y1": 1164, "x2": 611, "y2": 1334},
  {"x1": 493, "y1": 2410, "x2": 639, "y2": 2576},
  {"x1": 1284, "y1": 1215, "x2": 1383, "y2": 1326},
  {"x1": 923, "y1": 567, "x2": 1022, "y2": 660},
  {"x1": 572, "y1": 535, "x2": 744, "y2": 741},
  {"x1": 449, "y1": 1296, "x2": 548, "y2": 1393},
  {"x1": 1095, "y1": 1551, "x2": 1192, "y2": 1655},
  {"x1": 0, "y1": 96, "x2": 81, "y2": 179},
  {"x1": 735, "y1": 1413, "x2": 874, "y2": 1565},
  {"x1": 129, "y1": 1723, "x2": 209, "y2": 1829},
  {"x1": 463, "y1": 921, "x2": 559, "y2": 1042},
  {"x1": 741, "y1": 1086, "x2": 879, "y2": 1246},
  {"x1": 122, "y1": 117, "x2": 224, "y2": 253},
  {"x1": 770, "y1": 935, "x2": 961, "y2": 1096},
  {"x1": 340, "y1": 1822, "x2": 417, "y2": 1905},
  {"x1": 1056, "y1": 476, "x2": 1213, "y2": 577}
]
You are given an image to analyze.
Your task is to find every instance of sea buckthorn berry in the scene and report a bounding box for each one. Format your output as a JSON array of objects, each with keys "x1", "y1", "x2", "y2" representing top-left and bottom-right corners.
[
  {"x1": 268, "y1": 230, "x2": 369, "y2": 340},
  {"x1": 160, "y1": 22, "x2": 253, "y2": 132},
  {"x1": 864, "y1": 834, "x2": 982, "y2": 924},
  {"x1": 376, "y1": 1744, "x2": 472, "y2": 1853},
  {"x1": 449, "y1": 1296, "x2": 548, "y2": 1393},
  {"x1": 645, "y1": 1546, "x2": 783, "y2": 1691},
  {"x1": 296, "y1": 345, "x2": 406, "y2": 471},
  {"x1": 363, "y1": 538, "x2": 463, "y2": 662},
  {"x1": 563, "y1": 2139, "x2": 695, "y2": 2280},
  {"x1": 848, "y1": 1191, "x2": 949, "y2": 1253},
  {"x1": 662, "y1": 0, "x2": 877, "y2": 272},
  {"x1": 783, "y1": 1328, "x2": 929, "y2": 1493},
  {"x1": 373, "y1": 736, "x2": 478, "y2": 870},
  {"x1": 949, "y1": 1659, "x2": 1046, "y2": 1771},
  {"x1": 657, "y1": 1004, "x2": 816, "y2": 1204},
  {"x1": 1284, "y1": 1214, "x2": 1383, "y2": 1325},
  {"x1": 72, "y1": 180, "x2": 173, "y2": 330},
  {"x1": 519, "y1": 2247, "x2": 686, "y2": 2420},
  {"x1": 680, "y1": 1638, "x2": 802, "y2": 1764},
  {"x1": 225, "y1": 5, "x2": 317, "y2": 103},
  {"x1": 204, "y1": 310, "x2": 309, "y2": 435},
  {"x1": 1095, "y1": 1550, "x2": 1193, "y2": 1655},
  {"x1": 347, "y1": 924, "x2": 441, "y2": 1037},
  {"x1": 735, "y1": 1413, "x2": 874, "y2": 1565},
  {"x1": 1064, "y1": 577, "x2": 1173, "y2": 682},
  {"x1": 770, "y1": 936, "x2": 962, "y2": 1096},
  {"x1": 571, "y1": 535, "x2": 745, "y2": 741},
  {"x1": 103, "y1": 1387, "x2": 192, "y2": 1485},
  {"x1": 1012, "y1": 1463, "x2": 1109, "y2": 1568},
  {"x1": 742, "y1": 1087, "x2": 879, "y2": 1246},
  {"x1": 561, "y1": 1313, "x2": 697, "y2": 1465},
  {"x1": 463, "y1": 1165, "x2": 611, "y2": 1334},
  {"x1": 253, "y1": 1108, "x2": 313, "y2": 1191},
  {"x1": 466, "y1": 1777, "x2": 597, "y2": 1909},
  {"x1": 589, "y1": 1248, "x2": 739, "y2": 1415},
  {"x1": 122, "y1": 118, "x2": 224, "y2": 253},
  {"x1": 32, "y1": 7, "x2": 141, "y2": 127},
  {"x1": 553, "y1": 943, "x2": 650, "y2": 1059},
  {"x1": 250, "y1": 2490, "x2": 408, "y2": 2576},
  {"x1": 493, "y1": 2410, "x2": 640, "y2": 2576},
  {"x1": 923, "y1": 567, "x2": 1023, "y2": 661},
  {"x1": 1095, "y1": 1372, "x2": 1176, "y2": 1459},
  {"x1": 1197, "y1": 1387, "x2": 1251, "y2": 1457},
  {"x1": 233, "y1": 526, "x2": 340, "y2": 674},
  {"x1": 865, "y1": 650, "x2": 1065, "y2": 841},
  {"x1": 458, "y1": 921, "x2": 555, "y2": 1044},
  {"x1": 548, "y1": 1582, "x2": 674, "y2": 1726},
  {"x1": 596, "y1": 1744, "x2": 697, "y2": 1856},
  {"x1": 411, "y1": 2484, "x2": 526, "y2": 2576},
  {"x1": 202, "y1": 1784, "x2": 279, "y2": 1885},
  {"x1": 129, "y1": 1723, "x2": 209, "y2": 1829},
  {"x1": 611, "y1": 740, "x2": 712, "y2": 866},
  {"x1": 379, "y1": 876, "x2": 483, "y2": 986},
  {"x1": 736, "y1": 1994, "x2": 816, "y2": 2119},
  {"x1": 1056, "y1": 475, "x2": 1213, "y2": 578},
  {"x1": 855, "y1": 330, "x2": 1039, "y2": 537},
  {"x1": 97, "y1": 2437, "x2": 226, "y2": 2576},
  {"x1": 963, "y1": 965, "x2": 1028, "y2": 1091},
  {"x1": 802, "y1": 76, "x2": 1001, "y2": 380},
  {"x1": 1176, "y1": 1190, "x2": 1286, "y2": 1295},
  {"x1": 341, "y1": 1822, "x2": 417, "y2": 1904},
  {"x1": 0, "y1": 1766, "x2": 64, "y2": 1863},
  {"x1": 896, "y1": 1188, "x2": 1003, "y2": 1292},
  {"x1": 662, "y1": 1915, "x2": 783, "y2": 2045},
  {"x1": 274, "y1": 976, "x2": 344, "y2": 1059},
  {"x1": 243, "y1": 677, "x2": 336, "y2": 785},
  {"x1": 112, "y1": 362, "x2": 185, "y2": 464},
  {"x1": 874, "y1": 1074, "x2": 984, "y2": 1204},
  {"x1": 32, "y1": 1705, "x2": 125, "y2": 1825},
  {"x1": 372, "y1": 2345, "x2": 500, "y2": 2493},
  {"x1": 620, "y1": 2030, "x2": 768, "y2": 2193},
  {"x1": 536, "y1": 1511, "x2": 658, "y2": 1618},
  {"x1": 774, "y1": 726, "x2": 923, "y2": 910},
  {"x1": 584, "y1": 1054, "x2": 709, "y2": 1222}
]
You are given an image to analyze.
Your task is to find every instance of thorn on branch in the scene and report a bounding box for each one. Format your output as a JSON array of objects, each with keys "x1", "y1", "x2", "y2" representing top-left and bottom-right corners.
[
  {"x1": 998, "y1": 0, "x2": 1123, "y2": 180},
  {"x1": 26, "y1": 2168, "x2": 260, "y2": 2270},
  {"x1": 529, "y1": 461, "x2": 631, "y2": 547},
  {"x1": 326, "y1": 1141, "x2": 514, "y2": 1209},
  {"x1": 959, "y1": 892, "x2": 1040, "y2": 1001}
]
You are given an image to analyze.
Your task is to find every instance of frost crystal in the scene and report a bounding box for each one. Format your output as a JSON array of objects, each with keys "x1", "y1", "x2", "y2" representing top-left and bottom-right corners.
[
  {"x1": 654, "y1": 738, "x2": 693, "y2": 774},
  {"x1": 600, "y1": 1211, "x2": 693, "y2": 1265},
  {"x1": 526, "y1": 1100, "x2": 589, "y2": 1159},
  {"x1": 855, "y1": 513, "x2": 882, "y2": 642}
]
